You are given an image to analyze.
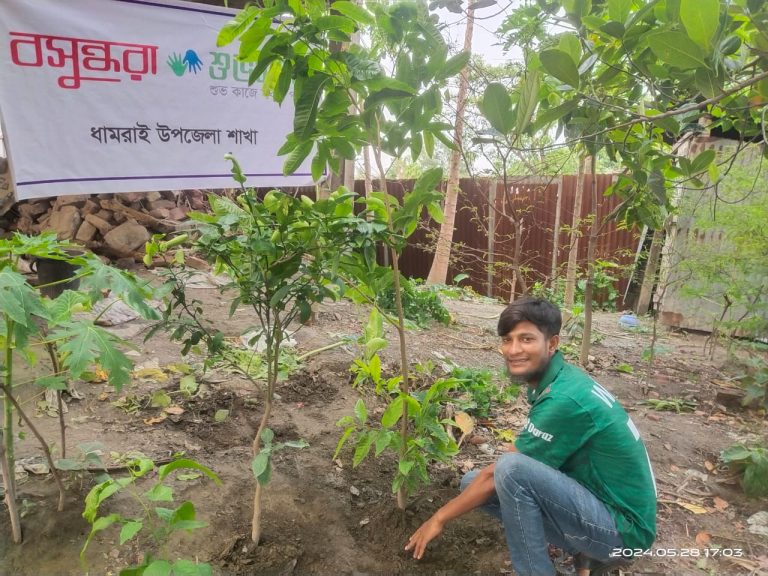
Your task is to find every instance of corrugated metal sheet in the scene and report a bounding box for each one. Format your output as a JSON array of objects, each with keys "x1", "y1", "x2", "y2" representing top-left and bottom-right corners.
[{"x1": 354, "y1": 176, "x2": 640, "y2": 304}]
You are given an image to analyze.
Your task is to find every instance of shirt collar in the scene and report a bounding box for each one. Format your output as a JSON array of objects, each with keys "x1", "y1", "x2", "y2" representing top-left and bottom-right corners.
[{"x1": 529, "y1": 350, "x2": 565, "y2": 402}]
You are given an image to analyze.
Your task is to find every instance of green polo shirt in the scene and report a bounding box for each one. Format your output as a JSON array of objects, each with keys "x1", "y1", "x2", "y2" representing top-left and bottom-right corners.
[{"x1": 515, "y1": 351, "x2": 657, "y2": 550}]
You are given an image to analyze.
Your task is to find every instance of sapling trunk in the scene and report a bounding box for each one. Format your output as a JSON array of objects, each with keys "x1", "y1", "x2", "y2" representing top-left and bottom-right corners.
[
  {"x1": 250, "y1": 329, "x2": 280, "y2": 544},
  {"x1": 390, "y1": 249, "x2": 410, "y2": 511},
  {"x1": 2, "y1": 318, "x2": 22, "y2": 543},
  {"x1": 45, "y1": 341, "x2": 66, "y2": 458},
  {"x1": 2, "y1": 384, "x2": 66, "y2": 512},
  {"x1": 372, "y1": 145, "x2": 410, "y2": 510}
]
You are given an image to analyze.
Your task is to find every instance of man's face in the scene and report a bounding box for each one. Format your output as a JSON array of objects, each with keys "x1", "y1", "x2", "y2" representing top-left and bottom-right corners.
[{"x1": 499, "y1": 320, "x2": 559, "y2": 384}]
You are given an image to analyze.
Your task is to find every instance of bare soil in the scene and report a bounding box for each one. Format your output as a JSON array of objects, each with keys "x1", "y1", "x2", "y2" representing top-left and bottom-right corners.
[{"x1": 1, "y1": 275, "x2": 767, "y2": 576}]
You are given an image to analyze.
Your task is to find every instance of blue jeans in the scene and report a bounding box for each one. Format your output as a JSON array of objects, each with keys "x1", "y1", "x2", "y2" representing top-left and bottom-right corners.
[{"x1": 461, "y1": 452, "x2": 623, "y2": 576}]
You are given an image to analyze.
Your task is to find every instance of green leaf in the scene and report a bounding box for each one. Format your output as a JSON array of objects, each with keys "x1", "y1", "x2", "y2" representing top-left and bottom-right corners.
[
  {"x1": 145, "y1": 484, "x2": 173, "y2": 502},
  {"x1": 294, "y1": 74, "x2": 330, "y2": 139},
  {"x1": 539, "y1": 49, "x2": 580, "y2": 88},
  {"x1": 179, "y1": 375, "x2": 198, "y2": 397},
  {"x1": 261, "y1": 428, "x2": 275, "y2": 445},
  {"x1": 426, "y1": 201, "x2": 444, "y2": 224},
  {"x1": 436, "y1": 51, "x2": 470, "y2": 81},
  {"x1": 354, "y1": 398, "x2": 367, "y2": 424},
  {"x1": 331, "y1": 1, "x2": 375, "y2": 26},
  {"x1": 515, "y1": 69, "x2": 541, "y2": 136},
  {"x1": 680, "y1": 0, "x2": 720, "y2": 50},
  {"x1": 479, "y1": 82, "x2": 514, "y2": 135},
  {"x1": 171, "y1": 560, "x2": 213, "y2": 576},
  {"x1": 381, "y1": 396, "x2": 404, "y2": 428},
  {"x1": 374, "y1": 431, "x2": 393, "y2": 456},
  {"x1": 334, "y1": 427, "x2": 354, "y2": 459},
  {"x1": 251, "y1": 452, "x2": 270, "y2": 483},
  {"x1": 158, "y1": 458, "x2": 221, "y2": 485},
  {"x1": 119, "y1": 520, "x2": 143, "y2": 545},
  {"x1": 608, "y1": 0, "x2": 632, "y2": 22},
  {"x1": 53, "y1": 322, "x2": 132, "y2": 391},
  {"x1": 214, "y1": 409, "x2": 229, "y2": 423},
  {"x1": 721, "y1": 444, "x2": 752, "y2": 463},
  {"x1": 150, "y1": 391, "x2": 172, "y2": 408},
  {"x1": 143, "y1": 560, "x2": 172, "y2": 576},
  {"x1": 352, "y1": 431, "x2": 375, "y2": 467},
  {"x1": 35, "y1": 375, "x2": 68, "y2": 390},
  {"x1": 283, "y1": 140, "x2": 314, "y2": 176},
  {"x1": 282, "y1": 439, "x2": 310, "y2": 449},
  {"x1": 694, "y1": 68, "x2": 721, "y2": 99},
  {"x1": 646, "y1": 31, "x2": 709, "y2": 70},
  {"x1": 365, "y1": 337, "x2": 388, "y2": 359},
  {"x1": 690, "y1": 149, "x2": 716, "y2": 174},
  {"x1": 217, "y1": 7, "x2": 259, "y2": 47},
  {"x1": 398, "y1": 459, "x2": 414, "y2": 476}
]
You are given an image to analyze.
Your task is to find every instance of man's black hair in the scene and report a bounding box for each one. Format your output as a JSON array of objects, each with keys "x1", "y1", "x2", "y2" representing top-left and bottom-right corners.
[{"x1": 497, "y1": 297, "x2": 562, "y2": 338}]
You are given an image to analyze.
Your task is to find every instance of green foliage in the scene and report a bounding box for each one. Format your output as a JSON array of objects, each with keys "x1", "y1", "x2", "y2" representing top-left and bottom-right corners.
[
  {"x1": 736, "y1": 362, "x2": 768, "y2": 411},
  {"x1": 335, "y1": 377, "x2": 459, "y2": 497},
  {"x1": 484, "y1": 0, "x2": 768, "y2": 229},
  {"x1": 219, "y1": 1, "x2": 465, "y2": 176},
  {"x1": 81, "y1": 455, "x2": 220, "y2": 575},
  {"x1": 0, "y1": 233, "x2": 155, "y2": 543},
  {"x1": 720, "y1": 444, "x2": 768, "y2": 499},
  {"x1": 376, "y1": 277, "x2": 451, "y2": 328},
  {"x1": 676, "y1": 152, "x2": 768, "y2": 340},
  {"x1": 531, "y1": 259, "x2": 624, "y2": 311},
  {"x1": 449, "y1": 366, "x2": 519, "y2": 419},
  {"x1": 251, "y1": 428, "x2": 309, "y2": 486}
]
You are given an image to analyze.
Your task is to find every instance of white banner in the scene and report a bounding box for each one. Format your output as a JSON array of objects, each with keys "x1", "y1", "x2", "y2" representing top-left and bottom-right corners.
[{"x1": 0, "y1": 0, "x2": 313, "y2": 201}]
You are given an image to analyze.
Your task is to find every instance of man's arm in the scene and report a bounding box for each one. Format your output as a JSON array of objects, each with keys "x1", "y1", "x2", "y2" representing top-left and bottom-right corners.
[{"x1": 405, "y1": 460, "x2": 501, "y2": 559}]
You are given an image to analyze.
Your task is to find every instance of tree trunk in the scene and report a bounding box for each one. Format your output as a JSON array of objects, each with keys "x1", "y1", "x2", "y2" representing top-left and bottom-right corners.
[
  {"x1": 564, "y1": 157, "x2": 587, "y2": 310},
  {"x1": 550, "y1": 176, "x2": 563, "y2": 281},
  {"x1": 580, "y1": 156, "x2": 598, "y2": 366},
  {"x1": 635, "y1": 230, "x2": 664, "y2": 315},
  {"x1": 486, "y1": 180, "x2": 497, "y2": 297},
  {"x1": 426, "y1": 6, "x2": 474, "y2": 285}
]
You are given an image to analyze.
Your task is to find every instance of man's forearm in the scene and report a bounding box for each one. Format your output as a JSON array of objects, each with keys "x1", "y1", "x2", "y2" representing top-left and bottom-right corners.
[
  {"x1": 405, "y1": 462, "x2": 498, "y2": 559},
  {"x1": 434, "y1": 463, "x2": 497, "y2": 523}
]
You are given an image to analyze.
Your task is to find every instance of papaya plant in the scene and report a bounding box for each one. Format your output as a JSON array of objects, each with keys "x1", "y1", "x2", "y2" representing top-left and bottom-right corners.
[
  {"x1": 218, "y1": 0, "x2": 464, "y2": 510},
  {"x1": 146, "y1": 157, "x2": 384, "y2": 545},
  {"x1": 0, "y1": 232, "x2": 158, "y2": 544}
]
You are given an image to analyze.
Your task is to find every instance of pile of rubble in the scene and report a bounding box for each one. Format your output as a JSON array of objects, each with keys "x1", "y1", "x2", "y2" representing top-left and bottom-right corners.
[{"x1": 4, "y1": 190, "x2": 207, "y2": 261}]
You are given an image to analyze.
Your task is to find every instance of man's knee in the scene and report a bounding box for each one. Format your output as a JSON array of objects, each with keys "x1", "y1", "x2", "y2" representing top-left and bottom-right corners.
[{"x1": 494, "y1": 452, "x2": 534, "y2": 488}]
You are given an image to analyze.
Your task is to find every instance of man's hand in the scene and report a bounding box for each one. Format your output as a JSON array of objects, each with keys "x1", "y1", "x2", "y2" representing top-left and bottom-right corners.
[{"x1": 405, "y1": 515, "x2": 445, "y2": 560}]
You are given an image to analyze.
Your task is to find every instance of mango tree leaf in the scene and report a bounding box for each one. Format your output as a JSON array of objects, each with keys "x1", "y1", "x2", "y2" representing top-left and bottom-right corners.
[
  {"x1": 294, "y1": 74, "x2": 330, "y2": 139},
  {"x1": 540, "y1": 49, "x2": 580, "y2": 88},
  {"x1": 680, "y1": 0, "x2": 720, "y2": 50},
  {"x1": 283, "y1": 140, "x2": 314, "y2": 175},
  {"x1": 646, "y1": 31, "x2": 709, "y2": 70},
  {"x1": 331, "y1": 1, "x2": 375, "y2": 26},
  {"x1": 217, "y1": 7, "x2": 259, "y2": 47}
]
